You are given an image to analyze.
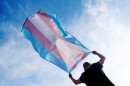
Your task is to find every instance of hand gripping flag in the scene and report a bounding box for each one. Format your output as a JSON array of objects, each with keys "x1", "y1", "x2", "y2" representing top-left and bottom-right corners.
[{"x1": 22, "y1": 10, "x2": 91, "y2": 73}]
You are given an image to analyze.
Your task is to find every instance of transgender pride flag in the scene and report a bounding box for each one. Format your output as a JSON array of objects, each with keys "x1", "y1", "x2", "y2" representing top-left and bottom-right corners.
[{"x1": 22, "y1": 10, "x2": 91, "y2": 73}]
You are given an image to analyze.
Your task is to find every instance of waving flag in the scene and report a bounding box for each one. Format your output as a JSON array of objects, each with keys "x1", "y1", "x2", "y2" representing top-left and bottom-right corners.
[{"x1": 22, "y1": 10, "x2": 91, "y2": 73}]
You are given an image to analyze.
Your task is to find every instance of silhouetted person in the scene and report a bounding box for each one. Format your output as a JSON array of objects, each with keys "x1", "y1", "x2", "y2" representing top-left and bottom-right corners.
[{"x1": 69, "y1": 51, "x2": 115, "y2": 86}]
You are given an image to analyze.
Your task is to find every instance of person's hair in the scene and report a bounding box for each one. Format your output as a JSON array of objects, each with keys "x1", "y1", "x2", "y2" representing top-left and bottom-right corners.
[{"x1": 83, "y1": 62, "x2": 90, "y2": 69}]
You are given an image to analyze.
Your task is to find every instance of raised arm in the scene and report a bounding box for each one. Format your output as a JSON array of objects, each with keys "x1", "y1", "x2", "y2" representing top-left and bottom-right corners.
[
  {"x1": 92, "y1": 51, "x2": 106, "y2": 65},
  {"x1": 69, "y1": 73, "x2": 82, "y2": 85}
]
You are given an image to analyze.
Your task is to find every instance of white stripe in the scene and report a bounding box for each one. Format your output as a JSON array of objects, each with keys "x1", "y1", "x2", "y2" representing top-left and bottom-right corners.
[{"x1": 28, "y1": 14, "x2": 58, "y2": 44}]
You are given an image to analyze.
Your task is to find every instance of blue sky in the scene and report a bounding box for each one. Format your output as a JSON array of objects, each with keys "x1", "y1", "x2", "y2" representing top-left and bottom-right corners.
[{"x1": 1, "y1": 0, "x2": 130, "y2": 86}]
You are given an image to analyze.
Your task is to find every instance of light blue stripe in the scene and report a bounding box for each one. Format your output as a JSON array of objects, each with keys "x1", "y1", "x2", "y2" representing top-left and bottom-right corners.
[{"x1": 22, "y1": 27, "x2": 71, "y2": 73}]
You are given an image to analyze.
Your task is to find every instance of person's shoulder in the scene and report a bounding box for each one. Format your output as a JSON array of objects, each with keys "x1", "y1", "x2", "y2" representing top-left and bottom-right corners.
[
  {"x1": 93, "y1": 62, "x2": 102, "y2": 65},
  {"x1": 92, "y1": 62, "x2": 103, "y2": 68}
]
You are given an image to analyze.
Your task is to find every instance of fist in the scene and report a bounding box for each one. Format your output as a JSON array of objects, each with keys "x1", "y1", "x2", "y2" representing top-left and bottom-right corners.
[{"x1": 92, "y1": 51, "x2": 97, "y2": 54}]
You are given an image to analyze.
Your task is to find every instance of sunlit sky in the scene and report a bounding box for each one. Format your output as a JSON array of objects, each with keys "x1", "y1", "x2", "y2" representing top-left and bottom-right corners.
[{"x1": 1, "y1": 0, "x2": 130, "y2": 86}]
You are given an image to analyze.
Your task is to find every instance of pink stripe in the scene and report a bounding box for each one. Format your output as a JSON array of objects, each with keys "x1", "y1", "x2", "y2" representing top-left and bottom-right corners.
[
  {"x1": 24, "y1": 19, "x2": 53, "y2": 51},
  {"x1": 81, "y1": 53, "x2": 88, "y2": 60},
  {"x1": 37, "y1": 11, "x2": 62, "y2": 38}
]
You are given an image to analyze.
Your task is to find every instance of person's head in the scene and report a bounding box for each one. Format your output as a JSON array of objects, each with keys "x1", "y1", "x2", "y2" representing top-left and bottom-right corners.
[{"x1": 83, "y1": 62, "x2": 91, "y2": 70}]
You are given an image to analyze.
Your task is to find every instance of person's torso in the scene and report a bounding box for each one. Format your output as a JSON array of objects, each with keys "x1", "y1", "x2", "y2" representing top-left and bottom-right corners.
[{"x1": 81, "y1": 63, "x2": 115, "y2": 86}]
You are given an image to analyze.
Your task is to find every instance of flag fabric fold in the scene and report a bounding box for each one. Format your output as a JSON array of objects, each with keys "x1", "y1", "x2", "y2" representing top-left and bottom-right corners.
[{"x1": 22, "y1": 10, "x2": 91, "y2": 73}]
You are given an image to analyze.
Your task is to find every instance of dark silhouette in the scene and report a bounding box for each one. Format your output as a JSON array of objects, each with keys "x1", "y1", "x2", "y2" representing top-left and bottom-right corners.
[{"x1": 69, "y1": 51, "x2": 115, "y2": 86}]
